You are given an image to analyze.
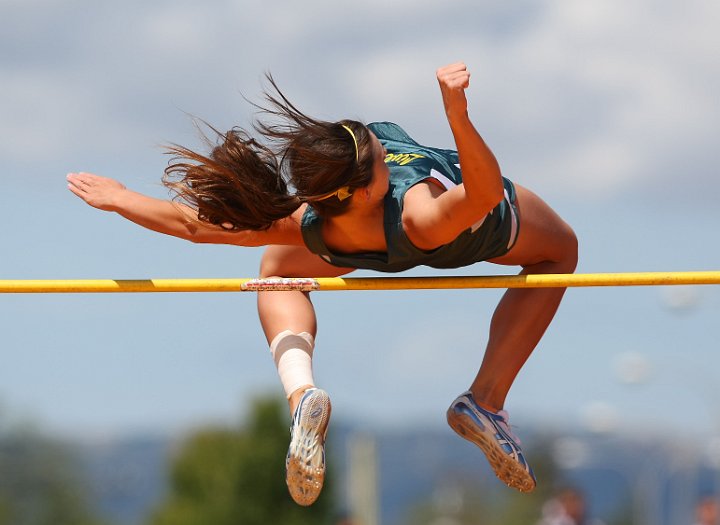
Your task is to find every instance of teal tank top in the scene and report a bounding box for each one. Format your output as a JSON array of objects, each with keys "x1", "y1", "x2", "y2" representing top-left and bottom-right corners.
[{"x1": 300, "y1": 122, "x2": 518, "y2": 273}]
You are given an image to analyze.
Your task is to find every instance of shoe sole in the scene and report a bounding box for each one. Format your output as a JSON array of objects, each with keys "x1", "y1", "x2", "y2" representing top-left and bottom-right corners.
[
  {"x1": 447, "y1": 408, "x2": 536, "y2": 493},
  {"x1": 287, "y1": 389, "x2": 331, "y2": 506}
]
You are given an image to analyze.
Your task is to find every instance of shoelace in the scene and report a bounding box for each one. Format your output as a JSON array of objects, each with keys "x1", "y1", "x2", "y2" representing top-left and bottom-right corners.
[{"x1": 497, "y1": 410, "x2": 522, "y2": 445}]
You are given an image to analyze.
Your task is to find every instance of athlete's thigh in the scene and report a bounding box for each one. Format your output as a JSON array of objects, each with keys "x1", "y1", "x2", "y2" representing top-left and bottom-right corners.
[
  {"x1": 260, "y1": 244, "x2": 355, "y2": 278},
  {"x1": 488, "y1": 184, "x2": 577, "y2": 267}
]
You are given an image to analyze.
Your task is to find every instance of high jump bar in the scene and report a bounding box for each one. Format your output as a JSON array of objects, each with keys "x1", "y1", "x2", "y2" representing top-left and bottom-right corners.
[{"x1": 0, "y1": 271, "x2": 719, "y2": 293}]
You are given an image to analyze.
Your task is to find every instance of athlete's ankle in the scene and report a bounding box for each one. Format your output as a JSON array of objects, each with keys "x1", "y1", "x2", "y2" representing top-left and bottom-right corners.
[
  {"x1": 467, "y1": 387, "x2": 503, "y2": 413},
  {"x1": 288, "y1": 384, "x2": 316, "y2": 415}
]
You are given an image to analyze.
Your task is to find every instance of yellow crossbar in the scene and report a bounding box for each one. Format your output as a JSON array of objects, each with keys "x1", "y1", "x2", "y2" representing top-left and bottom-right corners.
[{"x1": 0, "y1": 271, "x2": 719, "y2": 293}]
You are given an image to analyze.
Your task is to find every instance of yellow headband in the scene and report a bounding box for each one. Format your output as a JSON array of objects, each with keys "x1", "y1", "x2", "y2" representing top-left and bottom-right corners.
[
  {"x1": 314, "y1": 124, "x2": 359, "y2": 202},
  {"x1": 315, "y1": 185, "x2": 353, "y2": 202},
  {"x1": 341, "y1": 124, "x2": 359, "y2": 162}
]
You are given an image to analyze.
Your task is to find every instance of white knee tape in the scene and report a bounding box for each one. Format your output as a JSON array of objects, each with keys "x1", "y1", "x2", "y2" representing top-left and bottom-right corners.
[{"x1": 269, "y1": 330, "x2": 315, "y2": 398}]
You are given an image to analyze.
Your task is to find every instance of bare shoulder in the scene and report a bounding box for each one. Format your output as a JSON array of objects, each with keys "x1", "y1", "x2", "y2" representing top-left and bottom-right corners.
[
  {"x1": 270, "y1": 205, "x2": 307, "y2": 243},
  {"x1": 401, "y1": 180, "x2": 450, "y2": 250},
  {"x1": 243, "y1": 205, "x2": 306, "y2": 246},
  {"x1": 403, "y1": 180, "x2": 444, "y2": 218},
  {"x1": 402, "y1": 178, "x2": 485, "y2": 249}
]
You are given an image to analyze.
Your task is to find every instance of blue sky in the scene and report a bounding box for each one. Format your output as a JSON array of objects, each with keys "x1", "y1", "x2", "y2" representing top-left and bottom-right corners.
[{"x1": 1, "y1": 1, "x2": 719, "y2": 445}]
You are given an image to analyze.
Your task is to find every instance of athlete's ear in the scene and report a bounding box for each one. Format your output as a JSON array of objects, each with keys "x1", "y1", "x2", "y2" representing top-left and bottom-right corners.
[{"x1": 356, "y1": 186, "x2": 372, "y2": 202}]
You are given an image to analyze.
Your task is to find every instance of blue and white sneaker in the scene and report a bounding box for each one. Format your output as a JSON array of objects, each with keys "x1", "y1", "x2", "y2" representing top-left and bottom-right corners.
[
  {"x1": 447, "y1": 391, "x2": 536, "y2": 492},
  {"x1": 286, "y1": 388, "x2": 331, "y2": 506}
]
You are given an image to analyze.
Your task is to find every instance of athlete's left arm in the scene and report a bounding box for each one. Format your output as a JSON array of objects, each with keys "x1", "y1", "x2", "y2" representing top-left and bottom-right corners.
[{"x1": 402, "y1": 63, "x2": 505, "y2": 250}]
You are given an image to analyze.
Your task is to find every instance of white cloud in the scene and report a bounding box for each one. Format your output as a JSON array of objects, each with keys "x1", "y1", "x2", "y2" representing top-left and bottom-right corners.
[
  {"x1": 0, "y1": 0, "x2": 718, "y2": 202},
  {"x1": 474, "y1": 0, "x2": 720, "y2": 200}
]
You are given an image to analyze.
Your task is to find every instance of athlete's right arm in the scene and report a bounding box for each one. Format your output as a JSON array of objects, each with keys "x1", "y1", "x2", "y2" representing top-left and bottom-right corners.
[{"x1": 66, "y1": 172, "x2": 305, "y2": 247}]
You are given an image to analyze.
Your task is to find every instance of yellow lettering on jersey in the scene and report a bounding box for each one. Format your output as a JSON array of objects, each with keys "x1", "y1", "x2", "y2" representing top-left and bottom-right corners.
[{"x1": 384, "y1": 153, "x2": 425, "y2": 166}]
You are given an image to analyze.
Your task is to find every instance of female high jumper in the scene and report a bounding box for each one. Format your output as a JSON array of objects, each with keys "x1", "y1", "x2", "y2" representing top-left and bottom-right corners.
[{"x1": 68, "y1": 62, "x2": 578, "y2": 506}]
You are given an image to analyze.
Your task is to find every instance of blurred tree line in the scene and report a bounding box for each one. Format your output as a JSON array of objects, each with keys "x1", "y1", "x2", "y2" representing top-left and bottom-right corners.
[
  {"x1": 0, "y1": 396, "x2": 335, "y2": 525},
  {"x1": 2, "y1": 397, "x2": 635, "y2": 525},
  {"x1": 0, "y1": 422, "x2": 105, "y2": 525},
  {"x1": 146, "y1": 396, "x2": 334, "y2": 525}
]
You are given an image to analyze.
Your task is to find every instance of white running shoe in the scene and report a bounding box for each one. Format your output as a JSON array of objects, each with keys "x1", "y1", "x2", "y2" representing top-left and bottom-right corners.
[{"x1": 286, "y1": 388, "x2": 331, "y2": 506}]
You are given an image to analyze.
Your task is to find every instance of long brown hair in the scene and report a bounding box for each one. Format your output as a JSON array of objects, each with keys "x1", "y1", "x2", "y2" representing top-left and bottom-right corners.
[{"x1": 162, "y1": 75, "x2": 375, "y2": 231}]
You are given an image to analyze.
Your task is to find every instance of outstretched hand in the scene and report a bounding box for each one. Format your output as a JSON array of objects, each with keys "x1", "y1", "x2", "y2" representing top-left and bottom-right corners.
[
  {"x1": 437, "y1": 62, "x2": 471, "y2": 122},
  {"x1": 67, "y1": 172, "x2": 126, "y2": 211}
]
